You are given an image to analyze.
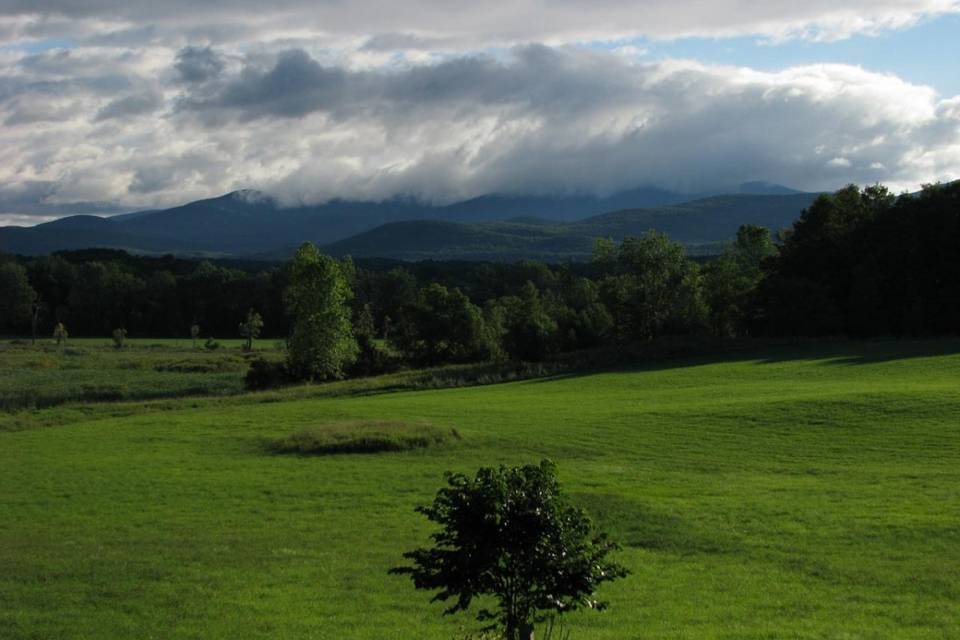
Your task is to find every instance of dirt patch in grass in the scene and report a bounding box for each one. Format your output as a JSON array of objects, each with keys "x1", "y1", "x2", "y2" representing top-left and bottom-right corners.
[{"x1": 269, "y1": 421, "x2": 460, "y2": 455}]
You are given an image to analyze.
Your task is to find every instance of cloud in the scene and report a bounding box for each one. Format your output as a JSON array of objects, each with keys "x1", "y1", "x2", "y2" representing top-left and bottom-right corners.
[
  {"x1": 2, "y1": 44, "x2": 956, "y2": 219},
  {"x1": 360, "y1": 33, "x2": 458, "y2": 52},
  {"x1": 95, "y1": 89, "x2": 162, "y2": 120},
  {"x1": 175, "y1": 46, "x2": 225, "y2": 83},
  {"x1": 0, "y1": 180, "x2": 127, "y2": 225},
  {"x1": 1, "y1": 1, "x2": 958, "y2": 46},
  {"x1": 0, "y1": 3, "x2": 959, "y2": 221},
  {"x1": 180, "y1": 48, "x2": 347, "y2": 119},
  {"x1": 163, "y1": 48, "x2": 960, "y2": 200}
]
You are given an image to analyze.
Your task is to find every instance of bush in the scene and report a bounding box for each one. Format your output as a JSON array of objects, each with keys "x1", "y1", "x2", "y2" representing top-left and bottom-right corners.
[
  {"x1": 270, "y1": 422, "x2": 458, "y2": 455},
  {"x1": 204, "y1": 337, "x2": 220, "y2": 351},
  {"x1": 245, "y1": 357, "x2": 290, "y2": 390}
]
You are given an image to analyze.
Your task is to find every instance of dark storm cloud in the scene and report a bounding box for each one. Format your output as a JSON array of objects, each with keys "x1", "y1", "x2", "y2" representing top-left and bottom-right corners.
[
  {"x1": 175, "y1": 46, "x2": 225, "y2": 83},
  {"x1": 195, "y1": 49, "x2": 347, "y2": 119},
  {"x1": 177, "y1": 45, "x2": 640, "y2": 123}
]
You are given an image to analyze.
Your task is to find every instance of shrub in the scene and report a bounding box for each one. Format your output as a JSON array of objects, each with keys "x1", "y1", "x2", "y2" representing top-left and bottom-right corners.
[
  {"x1": 270, "y1": 422, "x2": 458, "y2": 455},
  {"x1": 245, "y1": 357, "x2": 290, "y2": 390},
  {"x1": 204, "y1": 337, "x2": 220, "y2": 351}
]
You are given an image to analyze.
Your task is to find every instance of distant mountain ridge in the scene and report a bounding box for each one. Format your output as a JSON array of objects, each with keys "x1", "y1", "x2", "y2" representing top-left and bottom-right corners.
[
  {"x1": 0, "y1": 183, "x2": 815, "y2": 260},
  {"x1": 320, "y1": 193, "x2": 819, "y2": 261}
]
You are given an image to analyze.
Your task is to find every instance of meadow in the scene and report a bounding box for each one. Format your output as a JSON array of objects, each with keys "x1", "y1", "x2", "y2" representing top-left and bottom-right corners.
[
  {"x1": 0, "y1": 339, "x2": 958, "y2": 639},
  {"x1": 0, "y1": 338, "x2": 283, "y2": 411}
]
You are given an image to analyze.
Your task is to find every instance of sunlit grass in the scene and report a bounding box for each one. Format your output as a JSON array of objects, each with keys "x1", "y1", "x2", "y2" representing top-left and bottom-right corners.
[{"x1": 0, "y1": 339, "x2": 958, "y2": 639}]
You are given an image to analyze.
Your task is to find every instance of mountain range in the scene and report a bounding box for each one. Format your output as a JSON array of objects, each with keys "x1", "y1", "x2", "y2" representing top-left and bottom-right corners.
[{"x1": 0, "y1": 183, "x2": 817, "y2": 261}]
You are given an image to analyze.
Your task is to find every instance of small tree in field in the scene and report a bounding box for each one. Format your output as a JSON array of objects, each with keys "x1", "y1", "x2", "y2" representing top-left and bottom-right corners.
[
  {"x1": 239, "y1": 308, "x2": 264, "y2": 352},
  {"x1": 392, "y1": 460, "x2": 627, "y2": 640},
  {"x1": 52, "y1": 322, "x2": 68, "y2": 351},
  {"x1": 30, "y1": 293, "x2": 43, "y2": 346},
  {"x1": 190, "y1": 322, "x2": 200, "y2": 349},
  {"x1": 112, "y1": 327, "x2": 128, "y2": 349}
]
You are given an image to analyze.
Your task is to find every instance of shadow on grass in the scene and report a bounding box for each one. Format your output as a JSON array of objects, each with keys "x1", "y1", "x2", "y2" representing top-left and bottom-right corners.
[
  {"x1": 519, "y1": 336, "x2": 960, "y2": 385},
  {"x1": 572, "y1": 492, "x2": 742, "y2": 555}
]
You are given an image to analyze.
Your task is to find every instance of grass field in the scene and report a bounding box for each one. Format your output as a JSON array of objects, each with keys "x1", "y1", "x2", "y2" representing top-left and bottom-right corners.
[
  {"x1": 1, "y1": 340, "x2": 958, "y2": 638},
  {"x1": 0, "y1": 339, "x2": 283, "y2": 411}
]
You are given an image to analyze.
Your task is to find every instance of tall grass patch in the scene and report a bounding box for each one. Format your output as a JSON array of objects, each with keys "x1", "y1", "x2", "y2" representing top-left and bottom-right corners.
[{"x1": 269, "y1": 421, "x2": 460, "y2": 455}]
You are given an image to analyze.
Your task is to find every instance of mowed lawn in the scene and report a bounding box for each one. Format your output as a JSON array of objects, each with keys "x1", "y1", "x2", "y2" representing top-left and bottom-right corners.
[{"x1": 1, "y1": 341, "x2": 958, "y2": 639}]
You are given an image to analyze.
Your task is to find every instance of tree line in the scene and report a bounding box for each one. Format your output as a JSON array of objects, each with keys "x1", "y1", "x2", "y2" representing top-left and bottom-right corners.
[{"x1": 2, "y1": 182, "x2": 957, "y2": 370}]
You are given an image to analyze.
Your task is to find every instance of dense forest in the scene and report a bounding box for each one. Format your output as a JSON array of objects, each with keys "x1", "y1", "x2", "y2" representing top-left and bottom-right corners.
[{"x1": 2, "y1": 182, "x2": 958, "y2": 368}]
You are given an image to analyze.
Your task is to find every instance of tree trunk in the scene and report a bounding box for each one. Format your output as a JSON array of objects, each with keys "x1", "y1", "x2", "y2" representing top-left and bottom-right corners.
[{"x1": 519, "y1": 623, "x2": 534, "y2": 640}]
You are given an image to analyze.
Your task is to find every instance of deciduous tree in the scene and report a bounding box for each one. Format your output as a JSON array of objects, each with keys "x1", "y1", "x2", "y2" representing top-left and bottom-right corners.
[
  {"x1": 393, "y1": 460, "x2": 627, "y2": 640},
  {"x1": 0, "y1": 261, "x2": 35, "y2": 334},
  {"x1": 284, "y1": 242, "x2": 358, "y2": 380}
]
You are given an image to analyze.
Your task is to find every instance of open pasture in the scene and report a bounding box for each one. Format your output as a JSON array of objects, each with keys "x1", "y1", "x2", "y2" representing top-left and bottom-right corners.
[{"x1": 1, "y1": 340, "x2": 958, "y2": 638}]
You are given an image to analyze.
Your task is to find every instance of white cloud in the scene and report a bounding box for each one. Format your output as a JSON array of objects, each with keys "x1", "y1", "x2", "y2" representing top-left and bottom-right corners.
[{"x1": 0, "y1": 45, "x2": 956, "y2": 217}]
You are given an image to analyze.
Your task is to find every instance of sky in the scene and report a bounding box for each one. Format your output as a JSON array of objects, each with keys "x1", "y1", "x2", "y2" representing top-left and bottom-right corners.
[{"x1": 0, "y1": 1, "x2": 959, "y2": 225}]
